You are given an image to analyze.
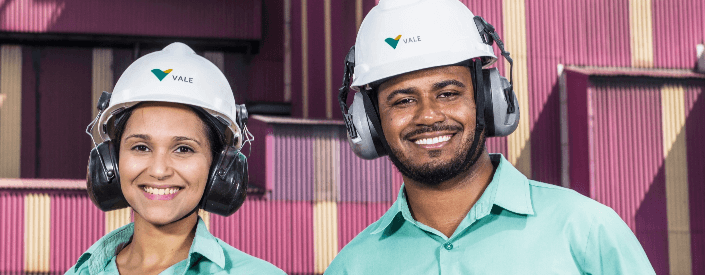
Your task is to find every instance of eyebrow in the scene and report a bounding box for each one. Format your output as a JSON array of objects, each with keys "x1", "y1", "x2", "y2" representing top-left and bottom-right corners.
[
  {"x1": 123, "y1": 134, "x2": 201, "y2": 146},
  {"x1": 433, "y1": 79, "x2": 466, "y2": 90},
  {"x1": 173, "y1": 136, "x2": 202, "y2": 146},
  {"x1": 384, "y1": 79, "x2": 467, "y2": 102},
  {"x1": 385, "y1": 87, "x2": 416, "y2": 102}
]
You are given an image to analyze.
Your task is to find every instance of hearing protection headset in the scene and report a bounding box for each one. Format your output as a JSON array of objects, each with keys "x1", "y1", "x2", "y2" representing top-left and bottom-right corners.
[
  {"x1": 339, "y1": 14, "x2": 520, "y2": 160},
  {"x1": 85, "y1": 42, "x2": 252, "y2": 217}
]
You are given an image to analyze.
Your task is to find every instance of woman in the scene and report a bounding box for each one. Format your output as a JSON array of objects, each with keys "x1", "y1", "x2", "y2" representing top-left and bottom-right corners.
[{"x1": 67, "y1": 42, "x2": 285, "y2": 275}]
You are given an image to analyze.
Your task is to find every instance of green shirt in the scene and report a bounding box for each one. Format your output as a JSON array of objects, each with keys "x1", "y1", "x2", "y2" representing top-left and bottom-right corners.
[
  {"x1": 325, "y1": 154, "x2": 655, "y2": 275},
  {"x1": 65, "y1": 217, "x2": 285, "y2": 275}
]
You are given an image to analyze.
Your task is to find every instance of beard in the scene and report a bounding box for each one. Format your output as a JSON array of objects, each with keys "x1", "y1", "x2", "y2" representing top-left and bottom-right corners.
[{"x1": 387, "y1": 125, "x2": 486, "y2": 186}]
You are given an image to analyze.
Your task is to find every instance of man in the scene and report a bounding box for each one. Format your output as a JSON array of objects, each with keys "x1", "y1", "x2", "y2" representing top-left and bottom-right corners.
[{"x1": 327, "y1": 0, "x2": 655, "y2": 274}]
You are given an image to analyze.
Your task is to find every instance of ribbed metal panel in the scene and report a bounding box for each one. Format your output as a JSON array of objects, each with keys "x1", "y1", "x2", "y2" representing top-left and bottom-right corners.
[
  {"x1": 314, "y1": 128, "x2": 340, "y2": 201},
  {"x1": 0, "y1": 45, "x2": 22, "y2": 178},
  {"x1": 0, "y1": 0, "x2": 262, "y2": 40},
  {"x1": 629, "y1": 0, "x2": 654, "y2": 68},
  {"x1": 503, "y1": 0, "x2": 532, "y2": 178},
  {"x1": 661, "y1": 84, "x2": 693, "y2": 275},
  {"x1": 591, "y1": 81, "x2": 668, "y2": 274},
  {"x1": 105, "y1": 207, "x2": 132, "y2": 234},
  {"x1": 339, "y1": 137, "x2": 395, "y2": 202},
  {"x1": 50, "y1": 191, "x2": 103, "y2": 273},
  {"x1": 0, "y1": 191, "x2": 24, "y2": 273},
  {"x1": 337, "y1": 202, "x2": 393, "y2": 251},
  {"x1": 271, "y1": 125, "x2": 315, "y2": 201},
  {"x1": 210, "y1": 199, "x2": 314, "y2": 274},
  {"x1": 524, "y1": 0, "x2": 631, "y2": 186},
  {"x1": 653, "y1": 0, "x2": 705, "y2": 69},
  {"x1": 685, "y1": 84, "x2": 705, "y2": 275},
  {"x1": 24, "y1": 193, "x2": 50, "y2": 273},
  {"x1": 314, "y1": 201, "x2": 337, "y2": 273}
]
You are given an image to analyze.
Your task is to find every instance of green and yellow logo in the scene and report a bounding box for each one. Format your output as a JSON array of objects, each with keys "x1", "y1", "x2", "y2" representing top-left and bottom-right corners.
[
  {"x1": 385, "y1": 35, "x2": 402, "y2": 49},
  {"x1": 151, "y1": 69, "x2": 173, "y2": 81}
]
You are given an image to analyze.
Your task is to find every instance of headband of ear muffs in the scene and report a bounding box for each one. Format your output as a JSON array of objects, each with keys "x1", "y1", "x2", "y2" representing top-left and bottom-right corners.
[
  {"x1": 86, "y1": 91, "x2": 249, "y2": 217},
  {"x1": 338, "y1": 16, "x2": 520, "y2": 160}
]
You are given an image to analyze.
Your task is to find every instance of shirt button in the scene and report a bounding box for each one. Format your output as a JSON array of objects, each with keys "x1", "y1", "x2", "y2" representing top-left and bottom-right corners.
[{"x1": 444, "y1": 243, "x2": 453, "y2": 250}]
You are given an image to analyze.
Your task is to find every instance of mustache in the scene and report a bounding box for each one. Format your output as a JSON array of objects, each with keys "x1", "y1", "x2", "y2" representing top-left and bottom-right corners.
[{"x1": 403, "y1": 124, "x2": 463, "y2": 140}]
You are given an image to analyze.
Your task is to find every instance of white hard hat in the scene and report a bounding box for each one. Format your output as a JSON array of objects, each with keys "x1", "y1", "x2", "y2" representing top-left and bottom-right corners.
[
  {"x1": 351, "y1": 0, "x2": 497, "y2": 88},
  {"x1": 97, "y1": 42, "x2": 243, "y2": 149}
]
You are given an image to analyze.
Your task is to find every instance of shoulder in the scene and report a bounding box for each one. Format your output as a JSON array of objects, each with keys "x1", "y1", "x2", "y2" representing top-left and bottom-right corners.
[
  {"x1": 215, "y1": 238, "x2": 286, "y2": 275},
  {"x1": 326, "y1": 215, "x2": 395, "y2": 274},
  {"x1": 527, "y1": 180, "x2": 617, "y2": 221}
]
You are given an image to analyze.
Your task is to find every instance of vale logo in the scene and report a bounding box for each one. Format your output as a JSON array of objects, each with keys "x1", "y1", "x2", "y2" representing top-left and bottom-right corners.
[
  {"x1": 151, "y1": 69, "x2": 173, "y2": 81},
  {"x1": 385, "y1": 35, "x2": 402, "y2": 49}
]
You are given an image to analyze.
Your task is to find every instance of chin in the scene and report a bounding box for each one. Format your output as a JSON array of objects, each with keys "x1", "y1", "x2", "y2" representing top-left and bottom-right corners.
[{"x1": 134, "y1": 206, "x2": 195, "y2": 226}]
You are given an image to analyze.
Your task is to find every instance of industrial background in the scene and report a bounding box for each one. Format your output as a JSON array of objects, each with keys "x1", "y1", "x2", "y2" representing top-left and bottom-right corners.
[{"x1": 0, "y1": 0, "x2": 703, "y2": 274}]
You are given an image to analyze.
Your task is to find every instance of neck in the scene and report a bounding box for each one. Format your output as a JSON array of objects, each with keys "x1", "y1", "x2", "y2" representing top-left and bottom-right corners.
[
  {"x1": 117, "y1": 212, "x2": 198, "y2": 273},
  {"x1": 403, "y1": 152, "x2": 494, "y2": 238}
]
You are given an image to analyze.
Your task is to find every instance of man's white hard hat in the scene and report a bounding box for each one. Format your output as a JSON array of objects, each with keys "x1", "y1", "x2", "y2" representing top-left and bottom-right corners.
[
  {"x1": 351, "y1": 0, "x2": 497, "y2": 89},
  {"x1": 97, "y1": 42, "x2": 243, "y2": 149}
]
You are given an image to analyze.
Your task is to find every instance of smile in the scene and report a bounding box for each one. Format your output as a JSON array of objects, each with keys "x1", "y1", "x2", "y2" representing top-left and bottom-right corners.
[
  {"x1": 141, "y1": 186, "x2": 182, "y2": 200},
  {"x1": 414, "y1": 134, "x2": 452, "y2": 145}
]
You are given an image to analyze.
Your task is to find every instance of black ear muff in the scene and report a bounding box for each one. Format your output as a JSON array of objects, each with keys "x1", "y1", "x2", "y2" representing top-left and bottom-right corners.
[
  {"x1": 87, "y1": 140, "x2": 129, "y2": 211},
  {"x1": 200, "y1": 146, "x2": 248, "y2": 216}
]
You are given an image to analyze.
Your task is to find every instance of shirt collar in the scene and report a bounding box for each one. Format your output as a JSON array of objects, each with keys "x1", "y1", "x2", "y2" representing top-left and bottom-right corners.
[
  {"x1": 371, "y1": 153, "x2": 534, "y2": 235},
  {"x1": 74, "y1": 216, "x2": 225, "y2": 274}
]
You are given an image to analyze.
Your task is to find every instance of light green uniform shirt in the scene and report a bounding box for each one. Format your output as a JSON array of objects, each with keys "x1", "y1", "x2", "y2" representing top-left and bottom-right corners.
[
  {"x1": 325, "y1": 154, "x2": 655, "y2": 275},
  {"x1": 65, "y1": 217, "x2": 285, "y2": 275}
]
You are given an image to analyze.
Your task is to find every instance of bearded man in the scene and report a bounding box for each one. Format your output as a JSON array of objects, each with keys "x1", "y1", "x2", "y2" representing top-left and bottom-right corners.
[{"x1": 326, "y1": 0, "x2": 655, "y2": 274}]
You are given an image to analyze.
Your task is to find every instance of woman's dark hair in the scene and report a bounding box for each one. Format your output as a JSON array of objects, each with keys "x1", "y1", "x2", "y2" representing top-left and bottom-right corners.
[{"x1": 112, "y1": 103, "x2": 225, "y2": 160}]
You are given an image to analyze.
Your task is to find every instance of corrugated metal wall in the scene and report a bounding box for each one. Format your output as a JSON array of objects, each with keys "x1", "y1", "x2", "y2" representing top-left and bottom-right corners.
[
  {"x1": 685, "y1": 85, "x2": 705, "y2": 275},
  {"x1": 0, "y1": 191, "x2": 24, "y2": 273},
  {"x1": 565, "y1": 71, "x2": 705, "y2": 275},
  {"x1": 0, "y1": 0, "x2": 262, "y2": 40},
  {"x1": 591, "y1": 80, "x2": 668, "y2": 274},
  {"x1": 210, "y1": 199, "x2": 315, "y2": 275},
  {"x1": 50, "y1": 191, "x2": 104, "y2": 273},
  {"x1": 0, "y1": 45, "x2": 22, "y2": 178}
]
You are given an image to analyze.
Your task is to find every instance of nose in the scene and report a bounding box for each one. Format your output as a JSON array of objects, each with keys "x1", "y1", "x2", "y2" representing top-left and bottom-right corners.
[
  {"x1": 414, "y1": 98, "x2": 446, "y2": 126},
  {"x1": 148, "y1": 149, "x2": 174, "y2": 180}
]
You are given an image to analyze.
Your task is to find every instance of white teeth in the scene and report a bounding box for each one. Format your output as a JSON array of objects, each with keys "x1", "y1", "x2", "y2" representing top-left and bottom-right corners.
[
  {"x1": 143, "y1": 186, "x2": 179, "y2": 195},
  {"x1": 414, "y1": 135, "x2": 452, "y2": 145}
]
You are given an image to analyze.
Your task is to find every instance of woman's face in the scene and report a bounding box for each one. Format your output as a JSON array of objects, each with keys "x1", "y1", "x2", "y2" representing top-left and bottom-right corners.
[{"x1": 119, "y1": 102, "x2": 212, "y2": 225}]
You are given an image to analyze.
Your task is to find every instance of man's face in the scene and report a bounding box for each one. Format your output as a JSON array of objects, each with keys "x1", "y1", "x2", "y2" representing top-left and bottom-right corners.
[{"x1": 377, "y1": 65, "x2": 484, "y2": 185}]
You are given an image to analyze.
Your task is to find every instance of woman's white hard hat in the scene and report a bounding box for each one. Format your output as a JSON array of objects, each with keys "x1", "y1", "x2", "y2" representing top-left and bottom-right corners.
[
  {"x1": 351, "y1": 0, "x2": 497, "y2": 89},
  {"x1": 97, "y1": 42, "x2": 243, "y2": 149}
]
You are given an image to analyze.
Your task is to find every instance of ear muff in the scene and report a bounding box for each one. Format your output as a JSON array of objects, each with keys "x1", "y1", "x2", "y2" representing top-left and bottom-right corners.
[
  {"x1": 200, "y1": 146, "x2": 248, "y2": 216},
  {"x1": 87, "y1": 140, "x2": 129, "y2": 211},
  {"x1": 483, "y1": 68, "x2": 520, "y2": 137},
  {"x1": 347, "y1": 92, "x2": 385, "y2": 159}
]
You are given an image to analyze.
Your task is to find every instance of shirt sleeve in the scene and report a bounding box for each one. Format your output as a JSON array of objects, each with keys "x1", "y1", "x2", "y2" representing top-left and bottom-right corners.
[{"x1": 581, "y1": 207, "x2": 656, "y2": 275}]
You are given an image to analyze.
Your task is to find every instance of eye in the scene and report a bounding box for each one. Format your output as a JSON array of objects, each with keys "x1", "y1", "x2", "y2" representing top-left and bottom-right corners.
[
  {"x1": 131, "y1": 144, "x2": 150, "y2": 152},
  {"x1": 393, "y1": 97, "x2": 415, "y2": 106},
  {"x1": 438, "y1": 91, "x2": 460, "y2": 98},
  {"x1": 175, "y1": 146, "x2": 194, "y2": 153}
]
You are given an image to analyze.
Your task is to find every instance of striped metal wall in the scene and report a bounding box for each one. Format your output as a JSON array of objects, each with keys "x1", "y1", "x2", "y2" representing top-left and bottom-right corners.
[
  {"x1": 0, "y1": 191, "x2": 24, "y2": 273},
  {"x1": 0, "y1": 0, "x2": 262, "y2": 40},
  {"x1": 685, "y1": 85, "x2": 705, "y2": 275},
  {"x1": 564, "y1": 70, "x2": 705, "y2": 275}
]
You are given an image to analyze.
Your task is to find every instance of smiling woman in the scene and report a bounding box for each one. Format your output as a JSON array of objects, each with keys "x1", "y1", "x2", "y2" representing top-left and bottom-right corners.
[{"x1": 67, "y1": 42, "x2": 285, "y2": 275}]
